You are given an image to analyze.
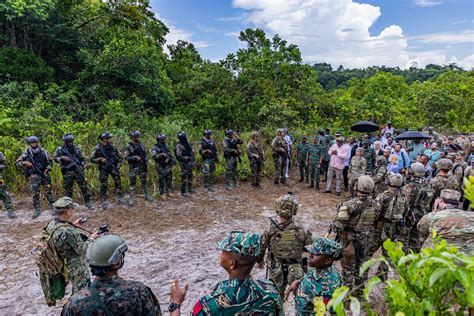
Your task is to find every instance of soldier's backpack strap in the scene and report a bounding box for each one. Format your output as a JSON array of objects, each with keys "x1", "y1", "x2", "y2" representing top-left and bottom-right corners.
[{"x1": 88, "y1": 287, "x2": 114, "y2": 316}]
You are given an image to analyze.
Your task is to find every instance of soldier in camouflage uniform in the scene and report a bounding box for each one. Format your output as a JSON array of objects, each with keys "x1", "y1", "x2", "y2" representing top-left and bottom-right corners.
[
  {"x1": 151, "y1": 134, "x2": 175, "y2": 199},
  {"x1": 175, "y1": 131, "x2": 195, "y2": 197},
  {"x1": 42, "y1": 197, "x2": 100, "y2": 301},
  {"x1": 199, "y1": 129, "x2": 218, "y2": 192},
  {"x1": 349, "y1": 147, "x2": 367, "y2": 196},
  {"x1": 452, "y1": 152, "x2": 468, "y2": 185},
  {"x1": 372, "y1": 156, "x2": 388, "y2": 197},
  {"x1": 222, "y1": 129, "x2": 243, "y2": 190},
  {"x1": 430, "y1": 158, "x2": 459, "y2": 199},
  {"x1": 296, "y1": 136, "x2": 310, "y2": 183},
  {"x1": 399, "y1": 163, "x2": 434, "y2": 253},
  {"x1": 54, "y1": 134, "x2": 93, "y2": 210},
  {"x1": 321, "y1": 136, "x2": 331, "y2": 181},
  {"x1": 123, "y1": 131, "x2": 153, "y2": 205},
  {"x1": 462, "y1": 160, "x2": 474, "y2": 210},
  {"x1": 271, "y1": 129, "x2": 288, "y2": 185},
  {"x1": 306, "y1": 136, "x2": 324, "y2": 190},
  {"x1": 258, "y1": 193, "x2": 313, "y2": 297},
  {"x1": 191, "y1": 231, "x2": 282, "y2": 315},
  {"x1": 247, "y1": 131, "x2": 264, "y2": 187},
  {"x1": 0, "y1": 151, "x2": 16, "y2": 218},
  {"x1": 61, "y1": 234, "x2": 161, "y2": 315},
  {"x1": 418, "y1": 189, "x2": 473, "y2": 256},
  {"x1": 332, "y1": 176, "x2": 380, "y2": 296},
  {"x1": 286, "y1": 238, "x2": 342, "y2": 315},
  {"x1": 89, "y1": 132, "x2": 125, "y2": 209},
  {"x1": 16, "y1": 136, "x2": 55, "y2": 219},
  {"x1": 368, "y1": 173, "x2": 405, "y2": 278},
  {"x1": 362, "y1": 140, "x2": 376, "y2": 172}
]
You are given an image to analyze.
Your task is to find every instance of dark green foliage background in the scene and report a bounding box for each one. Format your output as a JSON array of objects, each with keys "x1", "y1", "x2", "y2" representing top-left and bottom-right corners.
[{"x1": 1, "y1": 0, "x2": 473, "y2": 196}]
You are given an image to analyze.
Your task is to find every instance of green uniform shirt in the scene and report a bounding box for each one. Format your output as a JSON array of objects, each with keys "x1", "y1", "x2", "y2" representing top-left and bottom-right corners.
[
  {"x1": 307, "y1": 144, "x2": 324, "y2": 164},
  {"x1": 192, "y1": 276, "x2": 282, "y2": 315},
  {"x1": 295, "y1": 265, "x2": 342, "y2": 315},
  {"x1": 296, "y1": 142, "x2": 310, "y2": 162}
]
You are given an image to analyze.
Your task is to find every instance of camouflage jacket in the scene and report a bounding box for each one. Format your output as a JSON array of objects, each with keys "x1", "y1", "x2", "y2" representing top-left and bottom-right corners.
[
  {"x1": 198, "y1": 137, "x2": 218, "y2": 160},
  {"x1": 247, "y1": 140, "x2": 264, "y2": 161},
  {"x1": 89, "y1": 144, "x2": 122, "y2": 170},
  {"x1": 258, "y1": 219, "x2": 312, "y2": 264},
  {"x1": 430, "y1": 174, "x2": 459, "y2": 198},
  {"x1": 46, "y1": 219, "x2": 91, "y2": 271},
  {"x1": 294, "y1": 265, "x2": 342, "y2": 315},
  {"x1": 452, "y1": 161, "x2": 468, "y2": 183},
  {"x1": 192, "y1": 276, "x2": 282, "y2": 315},
  {"x1": 296, "y1": 142, "x2": 310, "y2": 162},
  {"x1": 123, "y1": 142, "x2": 148, "y2": 169},
  {"x1": 54, "y1": 145, "x2": 86, "y2": 173},
  {"x1": 349, "y1": 157, "x2": 367, "y2": 177},
  {"x1": 175, "y1": 141, "x2": 194, "y2": 164},
  {"x1": 375, "y1": 189, "x2": 406, "y2": 222},
  {"x1": 363, "y1": 147, "x2": 377, "y2": 172},
  {"x1": 151, "y1": 143, "x2": 174, "y2": 166},
  {"x1": 0, "y1": 151, "x2": 6, "y2": 173},
  {"x1": 307, "y1": 144, "x2": 324, "y2": 164},
  {"x1": 334, "y1": 196, "x2": 381, "y2": 233},
  {"x1": 372, "y1": 165, "x2": 387, "y2": 184},
  {"x1": 271, "y1": 137, "x2": 288, "y2": 158},
  {"x1": 222, "y1": 137, "x2": 243, "y2": 158},
  {"x1": 418, "y1": 207, "x2": 474, "y2": 256},
  {"x1": 401, "y1": 180, "x2": 434, "y2": 219},
  {"x1": 16, "y1": 146, "x2": 53, "y2": 174},
  {"x1": 61, "y1": 275, "x2": 162, "y2": 316}
]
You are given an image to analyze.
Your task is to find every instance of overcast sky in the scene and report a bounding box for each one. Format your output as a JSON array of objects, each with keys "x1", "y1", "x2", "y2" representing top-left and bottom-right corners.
[{"x1": 151, "y1": 0, "x2": 474, "y2": 69}]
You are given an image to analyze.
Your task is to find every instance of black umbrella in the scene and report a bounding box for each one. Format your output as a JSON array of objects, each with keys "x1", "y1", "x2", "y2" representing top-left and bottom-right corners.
[
  {"x1": 395, "y1": 131, "x2": 431, "y2": 140},
  {"x1": 350, "y1": 121, "x2": 379, "y2": 133}
]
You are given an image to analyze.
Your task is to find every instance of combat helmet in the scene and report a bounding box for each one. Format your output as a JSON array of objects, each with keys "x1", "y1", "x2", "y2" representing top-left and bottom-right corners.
[
  {"x1": 251, "y1": 131, "x2": 259, "y2": 139},
  {"x1": 387, "y1": 172, "x2": 403, "y2": 187},
  {"x1": 203, "y1": 129, "x2": 212, "y2": 136},
  {"x1": 437, "y1": 158, "x2": 453, "y2": 171},
  {"x1": 376, "y1": 156, "x2": 387, "y2": 166},
  {"x1": 86, "y1": 234, "x2": 128, "y2": 267},
  {"x1": 275, "y1": 192, "x2": 298, "y2": 217},
  {"x1": 62, "y1": 134, "x2": 74, "y2": 143},
  {"x1": 410, "y1": 162, "x2": 426, "y2": 178},
  {"x1": 178, "y1": 131, "x2": 187, "y2": 141},
  {"x1": 26, "y1": 136, "x2": 39, "y2": 143},
  {"x1": 357, "y1": 176, "x2": 375, "y2": 194},
  {"x1": 130, "y1": 130, "x2": 140, "y2": 138},
  {"x1": 156, "y1": 133, "x2": 166, "y2": 141},
  {"x1": 225, "y1": 129, "x2": 234, "y2": 137},
  {"x1": 99, "y1": 132, "x2": 113, "y2": 140}
]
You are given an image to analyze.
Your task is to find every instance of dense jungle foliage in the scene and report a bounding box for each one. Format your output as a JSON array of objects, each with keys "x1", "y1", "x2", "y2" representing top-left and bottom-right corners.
[{"x1": 1, "y1": 0, "x2": 473, "y2": 195}]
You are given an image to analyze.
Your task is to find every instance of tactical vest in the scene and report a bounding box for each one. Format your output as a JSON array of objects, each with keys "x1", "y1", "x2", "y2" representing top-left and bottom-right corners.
[
  {"x1": 154, "y1": 143, "x2": 172, "y2": 164},
  {"x1": 409, "y1": 182, "x2": 434, "y2": 213},
  {"x1": 340, "y1": 198, "x2": 377, "y2": 233},
  {"x1": 201, "y1": 138, "x2": 217, "y2": 159},
  {"x1": 384, "y1": 191, "x2": 407, "y2": 222},
  {"x1": 28, "y1": 148, "x2": 48, "y2": 174},
  {"x1": 128, "y1": 143, "x2": 146, "y2": 168},
  {"x1": 269, "y1": 222, "x2": 304, "y2": 260},
  {"x1": 60, "y1": 146, "x2": 80, "y2": 172}
]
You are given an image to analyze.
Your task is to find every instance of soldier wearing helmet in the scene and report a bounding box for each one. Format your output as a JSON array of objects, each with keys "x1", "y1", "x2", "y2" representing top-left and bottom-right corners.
[
  {"x1": 152, "y1": 134, "x2": 175, "y2": 199},
  {"x1": 0, "y1": 151, "x2": 16, "y2": 218},
  {"x1": 418, "y1": 189, "x2": 473, "y2": 256},
  {"x1": 175, "y1": 131, "x2": 195, "y2": 197},
  {"x1": 54, "y1": 134, "x2": 94, "y2": 210},
  {"x1": 123, "y1": 131, "x2": 153, "y2": 205},
  {"x1": 222, "y1": 129, "x2": 243, "y2": 190},
  {"x1": 89, "y1": 132, "x2": 125, "y2": 209},
  {"x1": 199, "y1": 129, "x2": 218, "y2": 192},
  {"x1": 16, "y1": 135, "x2": 55, "y2": 219},
  {"x1": 398, "y1": 162, "x2": 435, "y2": 253},
  {"x1": 247, "y1": 131, "x2": 264, "y2": 187},
  {"x1": 258, "y1": 192, "x2": 312, "y2": 297},
  {"x1": 372, "y1": 155, "x2": 388, "y2": 196},
  {"x1": 430, "y1": 158, "x2": 459, "y2": 199},
  {"x1": 271, "y1": 129, "x2": 289, "y2": 185},
  {"x1": 348, "y1": 147, "x2": 367, "y2": 197},
  {"x1": 367, "y1": 172, "x2": 406, "y2": 279},
  {"x1": 332, "y1": 175, "x2": 381, "y2": 297},
  {"x1": 61, "y1": 234, "x2": 162, "y2": 315}
]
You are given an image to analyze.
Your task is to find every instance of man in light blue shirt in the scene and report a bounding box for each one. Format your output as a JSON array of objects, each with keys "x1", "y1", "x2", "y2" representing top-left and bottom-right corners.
[
  {"x1": 394, "y1": 143, "x2": 410, "y2": 171},
  {"x1": 423, "y1": 143, "x2": 441, "y2": 167}
]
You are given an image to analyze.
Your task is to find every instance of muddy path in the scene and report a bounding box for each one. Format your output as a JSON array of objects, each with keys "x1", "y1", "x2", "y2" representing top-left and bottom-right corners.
[{"x1": 0, "y1": 171, "x2": 346, "y2": 315}]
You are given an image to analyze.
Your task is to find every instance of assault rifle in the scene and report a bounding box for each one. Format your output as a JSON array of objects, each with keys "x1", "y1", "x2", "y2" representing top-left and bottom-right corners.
[
  {"x1": 62, "y1": 146, "x2": 85, "y2": 176},
  {"x1": 26, "y1": 148, "x2": 48, "y2": 180},
  {"x1": 98, "y1": 146, "x2": 121, "y2": 174}
]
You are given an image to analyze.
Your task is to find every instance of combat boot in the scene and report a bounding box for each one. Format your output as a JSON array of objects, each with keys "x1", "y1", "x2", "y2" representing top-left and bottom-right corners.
[
  {"x1": 143, "y1": 192, "x2": 154, "y2": 202},
  {"x1": 226, "y1": 181, "x2": 233, "y2": 191},
  {"x1": 234, "y1": 181, "x2": 240, "y2": 188},
  {"x1": 7, "y1": 209, "x2": 16, "y2": 219},
  {"x1": 118, "y1": 196, "x2": 126, "y2": 205},
  {"x1": 168, "y1": 192, "x2": 176, "y2": 198},
  {"x1": 101, "y1": 200, "x2": 109, "y2": 210},
  {"x1": 308, "y1": 181, "x2": 314, "y2": 188},
  {"x1": 299, "y1": 177, "x2": 304, "y2": 182},
  {"x1": 85, "y1": 201, "x2": 95, "y2": 211},
  {"x1": 128, "y1": 193, "x2": 135, "y2": 206},
  {"x1": 32, "y1": 209, "x2": 41, "y2": 219},
  {"x1": 188, "y1": 186, "x2": 196, "y2": 194},
  {"x1": 208, "y1": 185, "x2": 215, "y2": 192},
  {"x1": 181, "y1": 191, "x2": 190, "y2": 198},
  {"x1": 315, "y1": 183, "x2": 320, "y2": 190}
]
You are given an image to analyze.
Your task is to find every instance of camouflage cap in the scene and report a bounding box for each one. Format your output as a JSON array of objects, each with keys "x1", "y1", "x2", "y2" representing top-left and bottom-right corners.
[
  {"x1": 218, "y1": 231, "x2": 260, "y2": 258},
  {"x1": 440, "y1": 189, "x2": 461, "y2": 202},
  {"x1": 53, "y1": 196, "x2": 78, "y2": 213},
  {"x1": 305, "y1": 237, "x2": 342, "y2": 259}
]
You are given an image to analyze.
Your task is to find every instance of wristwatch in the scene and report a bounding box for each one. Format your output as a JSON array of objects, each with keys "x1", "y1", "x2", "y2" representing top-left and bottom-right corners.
[{"x1": 168, "y1": 303, "x2": 181, "y2": 312}]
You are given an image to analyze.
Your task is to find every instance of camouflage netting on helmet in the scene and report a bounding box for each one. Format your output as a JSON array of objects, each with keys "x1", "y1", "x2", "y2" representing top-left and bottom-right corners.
[{"x1": 275, "y1": 193, "x2": 298, "y2": 217}]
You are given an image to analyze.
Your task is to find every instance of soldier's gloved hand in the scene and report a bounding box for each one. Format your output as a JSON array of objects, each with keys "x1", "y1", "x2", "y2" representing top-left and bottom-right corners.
[
  {"x1": 99, "y1": 158, "x2": 107, "y2": 164},
  {"x1": 170, "y1": 278, "x2": 188, "y2": 305},
  {"x1": 135, "y1": 156, "x2": 141, "y2": 162},
  {"x1": 61, "y1": 156, "x2": 71, "y2": 162},
  {"x1": 22, "y1": 161, "x2": 33, "y2": 168}
]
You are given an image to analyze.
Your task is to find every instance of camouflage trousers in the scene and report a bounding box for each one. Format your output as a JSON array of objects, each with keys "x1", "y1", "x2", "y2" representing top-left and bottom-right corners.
[
  {"x1": 62, "y1": 171, "x2": 91, "y2": 204},
  {"x1": 340, "y1": 231, "x2": 370, "y2": 297},
  {"x1": 157, "y1": 164, "x2": 173, "y2": 195},
  {"x1": 202, "y1": 158, "x2": 216, "y2": 189},
  {"x1": 99, "y1": 168, "x2": 124, "y2": 202},
  {"x1": 267, "y1": 261, "x2": 305, "y2": 297},
  {"x1": 0, "y1": 186, "x2": 13, "y2": 212},
  {"x1": 179, "y1": 162, "x2": 193, "y2": 193},
  {"x1": 369, "y1": 222, "x2": 400, "y2": 280},
  {"x1": 250, "y1": 159, "x2": 262, "y2": 186},
  {"x1": 66, "y1": 260, "x2": 90, "y2": 294},
  {"x1": 273, "y1": 155, "x2": 287, "y2": 184},
  {"x1": 30, "y1": 174, "x2": 55, "y2": 211},
  {"x1": 308, "y1": 162, "x2": 321, "y2": 185},
  {"x1": 298, "y1": 159, "x2": 308, "y2": 181},
  {"x1": 128, "y1": 165, "x2": 149, "y2": 194},
  {"x1": 399, "y1": 209, "x2": 424, "y2": 253},
  {"x1": 225, "y1": 156, "x2": 239, "y2": 184}
]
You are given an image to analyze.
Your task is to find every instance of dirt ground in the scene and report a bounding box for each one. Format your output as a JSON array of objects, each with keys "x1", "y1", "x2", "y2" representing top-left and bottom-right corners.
[{"x1": 0, "y1": 171, "x2": 349, "y2": 315}]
